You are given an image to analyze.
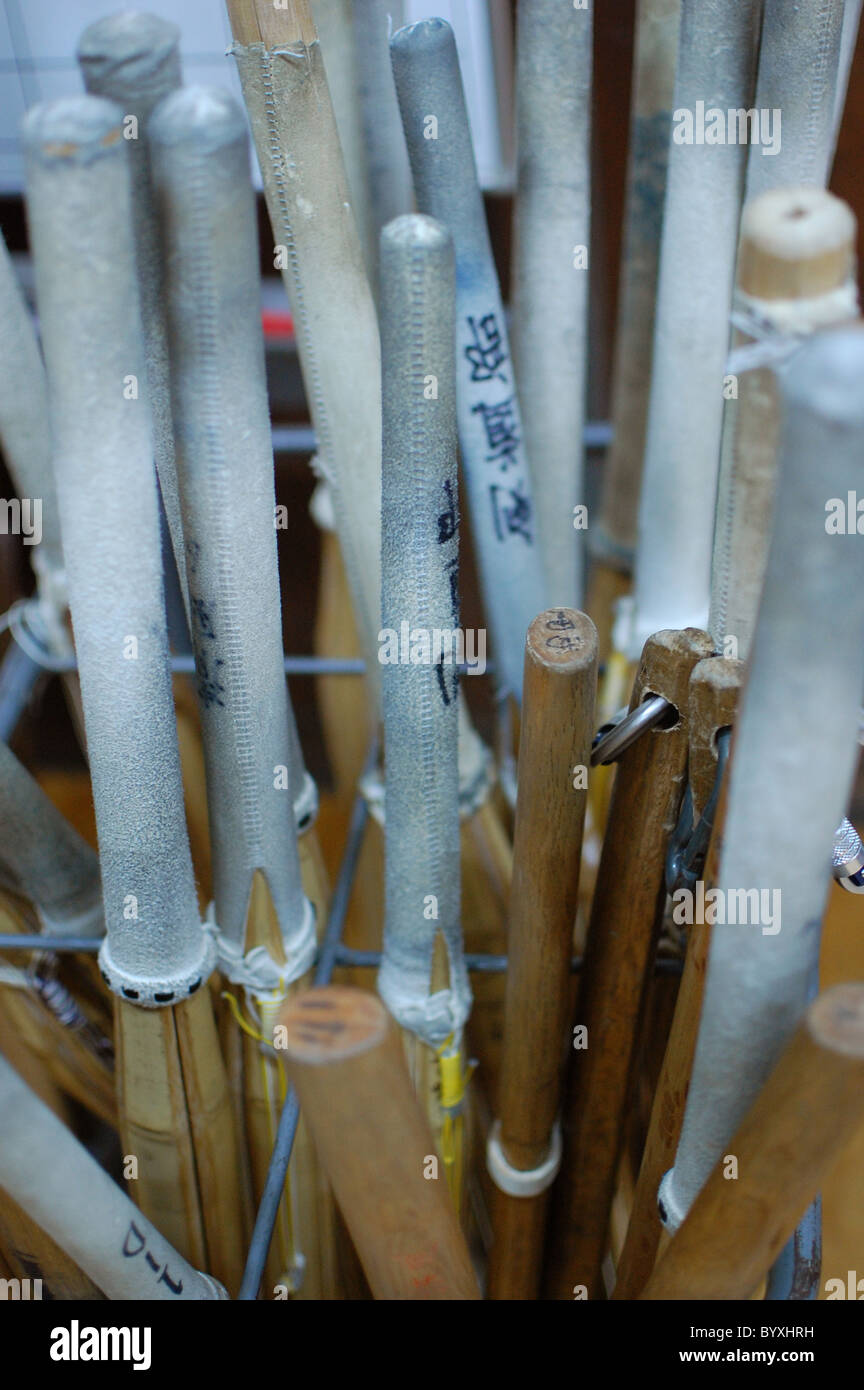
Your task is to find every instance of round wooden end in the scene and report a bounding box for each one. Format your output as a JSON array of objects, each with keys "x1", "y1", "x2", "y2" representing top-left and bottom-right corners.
[
  {"x1": 276, "y1": 986, "x2": 390, "y2": 1065},
  {"x1": 737, "y1": 187, "x2": 856, "y2": 300},
  {"x1": 526, "y1": 608, "x2": 597, "y2": 672},
  {"x1": 808, "y1": 982, "x2": 864, "y2": 1060}
]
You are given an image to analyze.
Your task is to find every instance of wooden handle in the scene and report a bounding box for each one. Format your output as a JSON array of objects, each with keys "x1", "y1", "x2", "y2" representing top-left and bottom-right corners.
[
  {"x1": 613, "y1": 655, "x2": 743, "y2": 1299},
  {"x1": 737, "y1": 185, "x2": 856, "y2": 300},
  {"x1": 116, "y1": 991, "x2": 246, "y2": 1296},
  {"x1": 641, "y1": 982, "x2": 864, "y2": 1300},
  {"x1": 488, "y1": 609, "x2": 597, "y2": 1300},
  {"x1": 277, "y1": 986, "x2": 480, "y2": 1300},
  {"x1": 225, "y1": 0, "x2": 316, "y2": 47},
  {"x1": 545, "y1": 627, "x2": 714, "y2": 1299}
]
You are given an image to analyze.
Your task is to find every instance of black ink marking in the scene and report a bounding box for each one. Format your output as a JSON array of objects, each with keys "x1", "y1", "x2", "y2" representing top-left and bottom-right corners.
[
  {"x1": 186, "y1": 539, "x2": 202, "y2": 580},
  {"x1": 447, "y1": 561, "x2": 459, "y2": 624},
  {"x1": 435, "y1": 656, "x2": 458, "y2": 707},
  {"x1": 437, "y1": 478, "x2": 458, "y2": 544},
  {"x1": 194, "y1": 650, "x2": 226, "y2": 710},
  {"x1": 464, "y1": 313, "x2": 508, "y2": 383},
  {"x1": 471, "y1": 395, "x2": 521, "y2": 469},
  {"x1": 190, "y1": 593, "x2": 226, "y2": 710},
  {"x1": 191, "y1": 594, "x2": 217, "y2": 641},
  {"x1": 489, "y1": 481, "x2": 533, "y2": 544},
  {"x1": 159, "y1": 1266, "x2": 184, "y2": 1296}
]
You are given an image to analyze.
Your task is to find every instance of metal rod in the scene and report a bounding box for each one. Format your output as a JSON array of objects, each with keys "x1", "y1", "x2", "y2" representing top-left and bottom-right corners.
[
  {"x1": 0, "y1": 649, "x2": 494, "y2": 679},
  {"x1": 0, "y1": 935, "x2": 102, "y2": 953},
  {"x1": 0, "y1": 640, "x2": 43, "y2": 742},
  {"x1": 269, "y1": 421, "x2": 611, "y2": 455},
  {"x1": 0, "y1": 935, "x2": 684, "y2": 976}
]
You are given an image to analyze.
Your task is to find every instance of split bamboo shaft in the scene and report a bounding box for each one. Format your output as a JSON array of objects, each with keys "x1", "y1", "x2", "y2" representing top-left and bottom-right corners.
[
  {"x1": 613, "y1": 656, "x2": 743, "y2": 1299},
  {"x1": 0, "y1": 894, "x2": 115, "y2": 1127},
  {"x1": 23, "y1": 94, "x2": 245, "y2": 1295},
  {"x1": 487, "y1": 608, "x2": 597, "y2": 1300},
  {"x1": 642, "y1": 983, "x2": 864, "y2": 1300},
  {"x1": 149, "y1": 90, "x2": 335, "y2": 1295},
  {"x1": 150, "y1": 83, "x2": 314, "y2": 949},
  {"x1": 226, "y1": 0, "x2": 381, "y2": 700},
  {"x1": 277, "y1": 986, "x2": 480, "y2": 1300},
  {"x1": 545, "y1": 627, "x2": 714, "y2": 1299}
]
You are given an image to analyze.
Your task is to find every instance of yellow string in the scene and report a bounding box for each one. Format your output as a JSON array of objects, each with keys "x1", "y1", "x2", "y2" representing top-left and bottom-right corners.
[
  {"x1": 223, "y1": 987, "x2": 301, "y2": 1294},
  {"x1": 434, "y1": 1035, "x2": 476, "y2": 1215},
  {"x1": 220, "y1": 989, "x2": 265, "y2": 1041}
]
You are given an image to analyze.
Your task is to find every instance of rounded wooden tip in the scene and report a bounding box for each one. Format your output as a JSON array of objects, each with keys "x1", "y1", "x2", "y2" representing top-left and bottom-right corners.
[
  {"x1": 277, "y1": 986, "x2": 389, "y2": 1065},
  {"x1": 690, "y1": 655, "x2": 745, "y2": 691},
  {"x1": 737, "y1": 187, "x2": 856, "y2": 299},
  {"x1": 526, "y1": 608, "x2": 598, "y2": 672},
  {"x1": 808, "y1": 982, "x2": 864, "y2": 1059}
]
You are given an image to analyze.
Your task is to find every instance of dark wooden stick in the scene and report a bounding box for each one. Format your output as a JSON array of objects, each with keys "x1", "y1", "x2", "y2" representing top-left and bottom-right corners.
[
  {"x1": 277, "y1": 986, "x2": 480, "y2": 1300},
  {"x1": 487, "y1": 609, "x2": 597, "y2": 1300},
  {"x1": 641, "y1": 982, "x2": 864, "y2": 1300},
  {"x1": 544, "y1": 627, "x2": 714, "y2": 1299},
  {"x1": 613, "y1": 655, "x2": 743, "y2": 1298}
]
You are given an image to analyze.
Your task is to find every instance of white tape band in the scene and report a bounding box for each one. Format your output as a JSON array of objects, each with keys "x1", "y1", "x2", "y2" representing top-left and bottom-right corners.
[{"x1": 486, "y1": 1118, "x2": 562, "y2": 1198}]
